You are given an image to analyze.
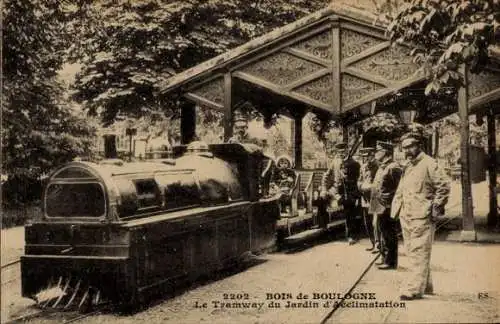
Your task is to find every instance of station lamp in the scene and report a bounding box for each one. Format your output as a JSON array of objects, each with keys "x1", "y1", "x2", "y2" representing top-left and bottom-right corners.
[{"x1": 398, "y1": 99, "x2": 419, "y2": 124}]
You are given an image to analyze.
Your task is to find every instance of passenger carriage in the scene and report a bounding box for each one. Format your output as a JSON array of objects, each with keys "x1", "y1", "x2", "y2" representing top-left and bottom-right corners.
[{"x1": 271, "y1": 158, "x2": 345, "y2": 240}]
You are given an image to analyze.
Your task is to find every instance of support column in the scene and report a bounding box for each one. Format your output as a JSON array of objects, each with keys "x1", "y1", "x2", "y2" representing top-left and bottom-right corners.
[
  {"x1": 293, "y1": 116, "x2": 303, "y2": 169},
  {"x1": 458, "y1": 65, "x2": 476, "y2": 241},
  {"x1": 432, "y1": 125, "x2": 439, "y2": 158},
  {"x1": 180, "y1": 100, "x2": 196, "y2": 145},
  {"x1": 223, "y1": 73, "x2": 233, "y2": 142},
  {"x1": 342, "y1": 124, "x2": 349, "y2": 143},
  {"x1": 487, "y1": 106, "x2": 498, "y2": 228}
]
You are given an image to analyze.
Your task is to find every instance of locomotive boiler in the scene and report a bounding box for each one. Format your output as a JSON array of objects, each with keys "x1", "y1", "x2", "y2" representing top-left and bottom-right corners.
[{"x1": 21, "y1": 142, "x2": 280, "y2": 310}]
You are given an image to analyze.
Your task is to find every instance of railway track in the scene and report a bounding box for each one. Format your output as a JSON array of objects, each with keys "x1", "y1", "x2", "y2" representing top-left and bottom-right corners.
[
  {"x1": 319, "y1": 252, "x2": 380, "y2": 324},
  {"x1": 318, "y1": 219, "x2": 460, "y2": 324},
  {"x1": 2, "y1": 259, "x2": 21, "y2": 286},
  {"x1": 319, "y1": 252, "x2": 399, "y2": 324},
  {"x1": 2, "y1": 258, "x2": 108, "y2": 324},
  {"x1": 2, "y1": 259, "x2": 21, "y2": 269}
]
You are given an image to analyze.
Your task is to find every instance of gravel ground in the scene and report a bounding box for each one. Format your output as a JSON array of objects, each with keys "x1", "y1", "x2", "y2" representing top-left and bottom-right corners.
[
  {"x1": 330, "y1": 242, "x2": 500, "y2": 324},
  {"x1": 1, "y1": 180, "x2": 498, "y2": 323},
  {"x1": 78, "y1": 239, "x2": 375, "y2": 324},
  {"x1": 1, "y1": 226, "x2": 24, "y2": 266},
  {"x1": 1, "y1": 227, "x2": 33, "y2": 323},
  {"x1": 2, "y1": 233, "x2": 500, "y2": 323},
  {"x1": 1, "y1": 230, "x2": 376, "y2": 324}
]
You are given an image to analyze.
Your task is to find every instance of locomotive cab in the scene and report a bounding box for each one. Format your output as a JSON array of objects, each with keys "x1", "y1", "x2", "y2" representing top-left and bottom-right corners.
[{"x1": 21, "y1": 143, "x2": 280, "y2": 310}]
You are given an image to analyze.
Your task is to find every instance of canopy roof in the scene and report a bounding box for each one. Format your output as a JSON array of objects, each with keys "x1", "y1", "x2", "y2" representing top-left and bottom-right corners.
[{"x1": 160, "y1": 4, "x2": 500, "y2": 121}]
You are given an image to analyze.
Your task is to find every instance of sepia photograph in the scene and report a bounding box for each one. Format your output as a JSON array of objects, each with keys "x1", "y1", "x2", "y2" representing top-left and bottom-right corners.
[{"x1": 2, "y1": 0, "x2": 500, "y2": 323}]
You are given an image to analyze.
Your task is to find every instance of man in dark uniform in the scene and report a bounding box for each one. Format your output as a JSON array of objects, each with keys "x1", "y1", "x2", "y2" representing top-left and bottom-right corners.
[
  {"x1": 228, "y1": 113, "x2": 249, "y2": 144},
  {"x1": 369, "y1": 141, "x2": 402, "y2": 270},
  {"x1": 358, "y1": 147, "x2": 379, "y2": 252},
  {"x1": 336, "y1": 148, "x2": 361, "y2": 245},
  {"x1": 316, "y1": 143, "x2": 346, "y2": 229},
  {"x1": 226, "y1": 111, "x2": 275, "y2": 200}
]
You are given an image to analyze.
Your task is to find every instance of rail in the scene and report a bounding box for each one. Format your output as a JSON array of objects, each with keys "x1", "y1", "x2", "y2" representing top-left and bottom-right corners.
[
  {"x1": 1, "y1": 259, "x2": 20, "y2": 270},
  {"x1": 2, "y1": 259, "x2": 21, "y2": 286},
  {"x1": 319, "y1": 253, "x2": 380, "y2": 324},
  {"x1": 4, "y1": 305, "x2": 108, "y2": 324},
  {"x1": 319, "y1": 217, "x2": 459, "y2": 324},
  {"x1": 319, "y1": 251, "x2": 403, "y2": 324}
]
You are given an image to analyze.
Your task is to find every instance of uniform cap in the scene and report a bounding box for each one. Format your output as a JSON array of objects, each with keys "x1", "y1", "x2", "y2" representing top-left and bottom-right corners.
[
  {"x1": 334, "y1": 142, "x2": 348, "y2": 151},
  {"x1": 234, "y1": 115, "x2": 247, "y2": 123},
  {"x1": 233, "y1": 110, "x2": 248, "y2": 126},
  {"x1": 359, "y1": 147, "x2": 375, "y2": 156},
  {"x1": 400, "y1": 133, "x2": 421, "y2": 148},
  {"x1": 401, "y1": 137, "x2": 419, "y2": 148},
  {"x1": 376, "y1": 141, "x2": 394, "y2": 151}
]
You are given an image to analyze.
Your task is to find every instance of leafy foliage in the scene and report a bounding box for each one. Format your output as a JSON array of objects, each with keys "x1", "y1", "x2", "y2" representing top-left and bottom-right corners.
[
  {"x1": 358, "y1": 113, "x2": 408, "y2": 138},
  {"x1": 388, "y1": 0, "x2": 500, "y2": 93},
  {"x1": 433, "y1": 114, "x2": 495, "y2": 163},
  {"x1": 71, "y1": 0, "x2": 327, "y2": 124},
  {"x1": 2, "y1": 0, "x2": 96, "y2": 179}
]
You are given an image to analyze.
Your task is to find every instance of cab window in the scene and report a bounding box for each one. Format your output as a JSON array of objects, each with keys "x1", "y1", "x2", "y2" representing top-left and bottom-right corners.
[
  {"x1": 133, "y1": 179, "x2": 162, "y2": 209},
  {"x1": 45, "y1": 183, "x2": 105, "y2": 218}
]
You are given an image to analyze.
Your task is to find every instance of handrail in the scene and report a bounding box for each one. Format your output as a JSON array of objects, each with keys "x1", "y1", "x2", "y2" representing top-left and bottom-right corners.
[
  {"x1": 304, "y1": 171, "x2": 314, "y2": 193},
  {"x1": 302, "y1": 171, "x2": 314, "y2": 213}
]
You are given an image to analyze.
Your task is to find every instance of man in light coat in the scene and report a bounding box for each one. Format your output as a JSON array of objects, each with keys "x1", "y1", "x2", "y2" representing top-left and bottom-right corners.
[{"x1": 391, "y1": 132, "x2": 450, "y2": 300}]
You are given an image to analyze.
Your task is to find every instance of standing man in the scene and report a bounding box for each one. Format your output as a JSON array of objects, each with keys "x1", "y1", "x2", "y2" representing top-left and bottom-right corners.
[
  {"x1": 336, "y1": 144, "x2": 361, "y2": 245},
  {"x1": 228, "y1": 111, "x2": 251, "y2": 144},
  {"x1": 369, "y1": 141, "x2": 402, "y2": 270},
  {"x1": 358, "y1": 147, "x2": 379, "y2": 252},
  {"x1": 227, "y1": 110, "x2": 263, "y2": 147},
  {"x1": 316, "y1": 143, "x2": 347, "y2": 229},
  {"x1": 391, "y1": 132, "x2": 450, "y2": 300}
]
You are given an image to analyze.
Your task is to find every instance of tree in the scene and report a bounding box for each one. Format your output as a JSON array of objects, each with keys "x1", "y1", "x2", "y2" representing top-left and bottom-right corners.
[
  {"x1": 71, "y1": 0, "x2": 327, "y2": 125},
  {"x1": 356, "y1": 112, "x2": 408, "y2": 145},
  {"x1": 2, "y1": 0, "x2": 96, "y2": 180},
  {"x1": 387, "y1": 0, "x2": 500, "y2": 94}
]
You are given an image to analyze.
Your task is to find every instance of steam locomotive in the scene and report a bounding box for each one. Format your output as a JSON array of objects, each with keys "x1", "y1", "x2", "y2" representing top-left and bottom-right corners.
[{"x1": 20, "y1": 142, "x2": 280, "y2": 310}]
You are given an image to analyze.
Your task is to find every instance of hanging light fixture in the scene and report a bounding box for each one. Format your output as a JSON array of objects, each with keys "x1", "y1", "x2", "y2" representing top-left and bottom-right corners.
[
  {"x1": 398, "y1": 99, "x2": 419, "y2": 124},
  {"x1": 398, "y1": 110, "x2": 417, "y2": 124},
  {"x1": 359, "y1": 101, "x2": 377, "y2": 116}
]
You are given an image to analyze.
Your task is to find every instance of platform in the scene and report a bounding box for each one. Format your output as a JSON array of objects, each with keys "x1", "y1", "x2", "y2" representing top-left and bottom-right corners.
[
  {"x1": 283, "y1": 220, "x2": 346, "y2": 245},
  {"x1": 326, "y1": 241, "x2": 500, "y2": 324}
]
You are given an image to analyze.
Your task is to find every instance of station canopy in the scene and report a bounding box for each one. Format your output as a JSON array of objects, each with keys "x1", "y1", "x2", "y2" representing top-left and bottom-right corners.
[{"x1": 160, "y1": 4, "x2": 500, "y2": 124}]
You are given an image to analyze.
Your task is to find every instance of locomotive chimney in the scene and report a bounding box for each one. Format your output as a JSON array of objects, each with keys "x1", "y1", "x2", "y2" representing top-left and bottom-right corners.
[{"x1": 104, "y1": 134, "x2": 118, "y2": 159}]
